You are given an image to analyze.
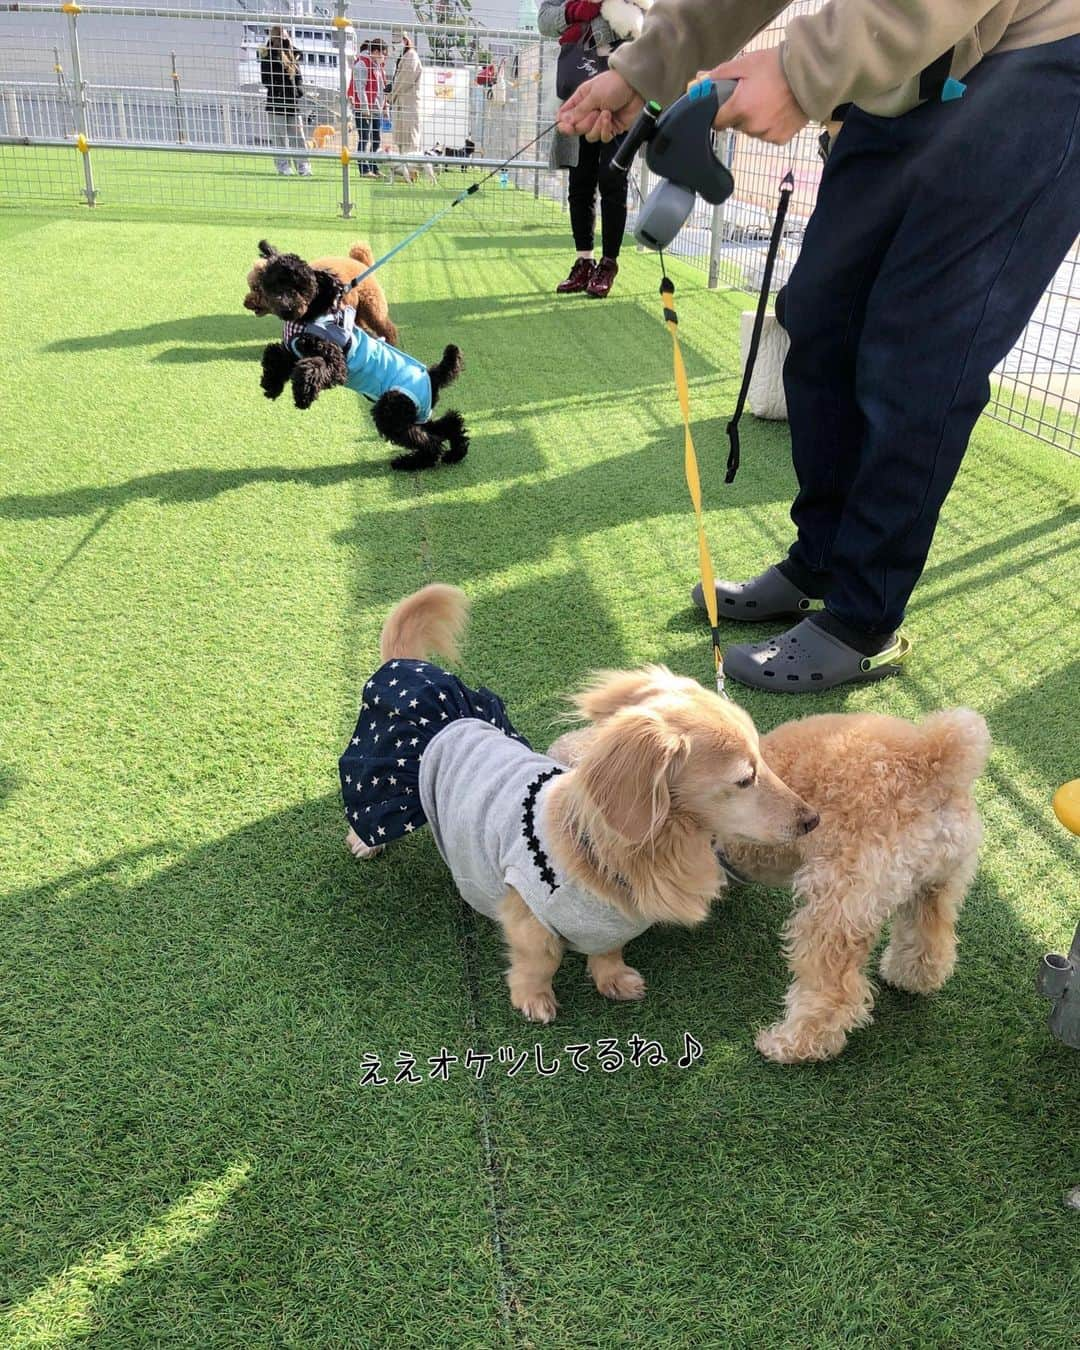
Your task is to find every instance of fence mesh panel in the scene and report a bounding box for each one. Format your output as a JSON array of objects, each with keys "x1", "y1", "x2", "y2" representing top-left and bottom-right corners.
[{"x1": 0, "y1": 1, "x2": 1076, "y2": 453}]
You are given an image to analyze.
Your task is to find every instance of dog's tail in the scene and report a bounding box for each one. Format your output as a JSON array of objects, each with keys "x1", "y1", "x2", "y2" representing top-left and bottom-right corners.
[
  {"x1": 348, "y1": 241, "x2": 376, "y2": 267},
  {"x1": 918, "y1": 708, "x2": 991, "y2": 791},
  {"x1": 379, "y1": 584, "x2": 470, "y2": 665}
]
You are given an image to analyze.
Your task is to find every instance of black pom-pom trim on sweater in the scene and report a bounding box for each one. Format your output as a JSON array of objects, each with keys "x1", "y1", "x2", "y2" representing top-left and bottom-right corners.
[{"x1": 520, "y1": 767, "x2": 564, "y2": 894}]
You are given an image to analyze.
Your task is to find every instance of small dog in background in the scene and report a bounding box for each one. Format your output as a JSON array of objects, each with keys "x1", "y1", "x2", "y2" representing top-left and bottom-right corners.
[
  {"x1": 243, "y1": 239, "x2": 397, "y2": 343},
  {"x1": 553, "y1": 705, "x2": 989, "y2": 1062},
  {"x1": 340, "y1": 585, "x2": 819, "y2": 1023},
  {"x1": 425, "y1": 137, "x2": 479, "y2": 171},
  {"x1": 256, "y1": 240, "x2": 469, "y2": 471}
]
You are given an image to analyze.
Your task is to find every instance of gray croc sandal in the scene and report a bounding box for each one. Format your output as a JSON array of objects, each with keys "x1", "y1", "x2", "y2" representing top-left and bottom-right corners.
[
  {"x1": 691, "y1": 565, "x2": 822, "y2": 623},
  {"x1": 724, "y1": 619, "x2": 912, "y2": 692}
]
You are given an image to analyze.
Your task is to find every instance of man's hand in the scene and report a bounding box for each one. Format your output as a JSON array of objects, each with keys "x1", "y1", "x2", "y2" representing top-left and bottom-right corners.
[
  {"x1": 697, "y1": 48, "x2": 808, "y2": 145},
  {"x1": 557, "y1": 70, "x2": 644, "y2": 142}
]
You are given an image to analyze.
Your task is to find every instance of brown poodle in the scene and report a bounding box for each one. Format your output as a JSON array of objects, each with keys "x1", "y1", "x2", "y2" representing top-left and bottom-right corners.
[
  {"x1": 243, "y1": 239, "x2": 397, "y2": 343},
  {"x1": 552, "y1": 700, "x2": 989, "y2": 1062}
]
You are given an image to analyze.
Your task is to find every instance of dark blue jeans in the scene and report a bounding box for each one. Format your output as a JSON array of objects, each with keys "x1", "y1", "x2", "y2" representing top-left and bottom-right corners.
[
  {"x1": 782, "y1": 34, "x2": 1080, "y2": 634},
  {"x1": 355, "y1": 110, "x2": 381, "y2": 170}
]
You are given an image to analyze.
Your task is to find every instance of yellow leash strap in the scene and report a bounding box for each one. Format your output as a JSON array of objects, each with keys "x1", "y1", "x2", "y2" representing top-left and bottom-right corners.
[{"x1": 660, "y1": 276, "x2": 726, "y2": 697}]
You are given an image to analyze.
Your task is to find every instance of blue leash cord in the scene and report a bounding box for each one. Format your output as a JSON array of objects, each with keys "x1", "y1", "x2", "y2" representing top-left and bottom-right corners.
[{"x1": 347, "y1": 122, "x2": 558, "y2": 287}]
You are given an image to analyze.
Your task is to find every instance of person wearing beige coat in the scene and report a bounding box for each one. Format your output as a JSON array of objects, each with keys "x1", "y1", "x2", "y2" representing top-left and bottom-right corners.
[{"x1": 559, "y1": 2, "x2": 1080, "y2": 692}]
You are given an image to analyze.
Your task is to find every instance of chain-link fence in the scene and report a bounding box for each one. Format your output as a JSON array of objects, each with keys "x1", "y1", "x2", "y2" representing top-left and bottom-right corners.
[
  {"x1": 0, "y1": 3, "x2": 561, "y2": 226},
  {"x1": 1, "y1": 1, "x2": 1076, "y2": 453}
]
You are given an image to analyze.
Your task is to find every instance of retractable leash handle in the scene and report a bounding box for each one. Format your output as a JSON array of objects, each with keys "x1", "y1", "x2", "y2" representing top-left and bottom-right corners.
[{"x1": 614, "y1": 80, "x2": 738, "y2": 250}]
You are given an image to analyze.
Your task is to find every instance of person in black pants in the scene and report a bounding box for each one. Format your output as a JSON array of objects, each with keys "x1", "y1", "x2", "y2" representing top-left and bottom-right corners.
[
  {"x1": 259, "y1": 26, "x2": 310, "y2": 177},
  {"x1": 559, "y1": 11, "x2": 1080, "y2": 690},
  {"x1": 538, "y1": 0, "x2": 630, "y2": 299},
  {"x1": 562, "y1": 133, "x2": 628, "y2": 298}
]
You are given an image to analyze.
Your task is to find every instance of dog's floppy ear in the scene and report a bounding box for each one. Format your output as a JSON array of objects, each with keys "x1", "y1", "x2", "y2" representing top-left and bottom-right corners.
[
  {"x1": 313, "y1": 267, "x2": 346, "y2": 301},
  {"x1": 575, "y1": 709, "x2": 688, "y2": 845},
  {"x1": 573, "y1": 665, "x2": 675, "y2": 724},
  {"x1": 258, "y1": 239, "x2": 280, "y2": 260}
]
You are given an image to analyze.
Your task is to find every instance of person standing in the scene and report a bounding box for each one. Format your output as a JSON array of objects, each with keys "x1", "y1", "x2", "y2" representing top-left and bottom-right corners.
[
  {"x1": 537, "y1": 1, "x2": 633, "y2": 299},
  {"x1": 350, "y1": 38, "x2": 389, "y2": 177},
  {"x1": 388, "y1": 33, "x2": 423, "y2": 183},
  {"x1": 560, "y1": 0, "x2": 1080, "y2": 690},
  {"x1": 259, "y1": 26, "x2": 311, "y2": 177}
]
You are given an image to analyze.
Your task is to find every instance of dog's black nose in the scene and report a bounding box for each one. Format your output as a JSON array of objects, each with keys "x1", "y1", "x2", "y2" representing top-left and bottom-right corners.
[{"x1": 799, "y1": 810, "x2": 820, "y2": 835}]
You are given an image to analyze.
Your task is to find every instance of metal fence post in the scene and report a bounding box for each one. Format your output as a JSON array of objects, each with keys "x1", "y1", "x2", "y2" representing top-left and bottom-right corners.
[
  {"x1": 2, "y1": 88, "x2": 21, "y2": 138},
  {"x1": 334, "y1": 0, "x2": 352, "y2": 219},
  {"x1": 62, "y1": 3, "x2": 97, "y2": 206},
  {"x1": 170, "y1": 51, "x2": 185, "y2": 143},
  {"x1": 707, "y1": 200, "x2": 722, "y2": 289},
  {"x1": 707, "y1": 130, "x2": 737, "y2": 289},
  {"x1": 533, "y1": 40, "x2": 544, "y2": 200}
]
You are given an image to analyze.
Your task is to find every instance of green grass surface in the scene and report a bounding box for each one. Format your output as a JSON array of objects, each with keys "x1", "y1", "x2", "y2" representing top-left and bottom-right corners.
[{"x1": 1, "y1": 186, "x2": 1078, "y2": 1349}]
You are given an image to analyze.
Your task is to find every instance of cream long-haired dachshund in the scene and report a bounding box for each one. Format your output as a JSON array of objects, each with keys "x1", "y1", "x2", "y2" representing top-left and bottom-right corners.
[
  {"x1": 552, "y1": 703, "x2": 989, "y2": 1063},
  {"x1": 339, "y1": 585, "x2": 819, "y2": 1023}
]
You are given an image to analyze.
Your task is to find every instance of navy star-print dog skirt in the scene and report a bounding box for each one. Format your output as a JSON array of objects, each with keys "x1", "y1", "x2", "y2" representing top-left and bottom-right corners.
[{"x1": 339, "y1": 659, "x2": 531, "y2": 845}]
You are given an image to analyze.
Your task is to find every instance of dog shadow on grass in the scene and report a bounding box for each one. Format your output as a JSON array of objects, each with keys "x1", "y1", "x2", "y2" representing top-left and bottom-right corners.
[
  {"x1": 3, "y1": 787, "x2": 1072, "y2": 1342},
  {"x1": 331, "y1": 419, "x2": 790, "y2": 609},
  {"x1": 0, "y1": 416, "x2": 554, "y2": 529},
  {"x1": 0, "y1": 764, "x2": 25, "y2": 814},
  {"x1": 44, "y1": 313, "x2": 271, "y2": 358},
  {"x1": 0, "y1": 460, "x2": 379, "y2": 522}
]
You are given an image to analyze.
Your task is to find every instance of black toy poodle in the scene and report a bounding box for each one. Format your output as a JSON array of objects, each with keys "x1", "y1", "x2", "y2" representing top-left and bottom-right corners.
[{"x1": 256, "y1": 240, "x2": 469, "y2": 471}]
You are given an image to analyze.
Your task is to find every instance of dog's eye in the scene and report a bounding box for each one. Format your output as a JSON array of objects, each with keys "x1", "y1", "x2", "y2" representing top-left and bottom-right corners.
[{"x1": 736, "y1": 773, "x2": 756, "y2": 789}]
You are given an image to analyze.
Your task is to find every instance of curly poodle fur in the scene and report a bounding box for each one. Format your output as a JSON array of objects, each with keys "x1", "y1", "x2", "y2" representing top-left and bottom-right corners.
[
  {"x1": 724, "y1": 708, "x2": 989, "y2": 1063},
  {"x1": 244, "y1": 239, "x2": 397, "y2": 344},
  {"x1": 550, "y1": 704, "x2": 989, "y2": 1062},
  {"x1": 256, "y1": 241, "x2": 468, "y2": 471}
]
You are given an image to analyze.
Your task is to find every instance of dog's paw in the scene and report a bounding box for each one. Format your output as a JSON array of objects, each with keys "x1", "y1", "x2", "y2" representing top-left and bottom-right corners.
[
  {"x1": 440, "y1": 437, "x2": 469, "y2": 466},
  {"x1": 512, "y1": 988, "x2": 559, "y2": 1024},
  {"x1": 879, "y1": 945, "x2": 954, "y2": 995},
  {"x1": 346, "y1": 828, "x2": 384, "y2": 860},
  {"x1": 594, "y1": 965, "x2": 646, "y2": 1002},
  {"x1": 755, "y1": 1022, "x2": 846, "y2": 1063}
]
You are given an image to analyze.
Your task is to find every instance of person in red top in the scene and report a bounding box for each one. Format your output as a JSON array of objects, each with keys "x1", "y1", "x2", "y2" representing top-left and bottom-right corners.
[
  {"x1": 537, "y1": 0, "x2": 629, "y2": 299},
  {"x1": 350, "y1": 38, "x2": 389, "y2": 178}
]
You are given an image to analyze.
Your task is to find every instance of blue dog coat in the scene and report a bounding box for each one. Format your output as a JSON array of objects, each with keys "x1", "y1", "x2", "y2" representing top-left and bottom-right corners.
[{"x1": 284, "y1": 305, "x2": 433, "y2": 422}]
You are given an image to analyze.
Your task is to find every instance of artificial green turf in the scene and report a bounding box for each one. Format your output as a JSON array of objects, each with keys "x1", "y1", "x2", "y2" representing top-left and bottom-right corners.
[{"x1": 0, "y1": 180, "x2": 1078, "y2": 1349}]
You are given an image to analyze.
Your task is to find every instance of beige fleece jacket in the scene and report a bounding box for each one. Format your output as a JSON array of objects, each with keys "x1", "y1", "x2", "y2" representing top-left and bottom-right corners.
[{"x1": 609, "y1": 0, "x2": 1080, "y2": 122}]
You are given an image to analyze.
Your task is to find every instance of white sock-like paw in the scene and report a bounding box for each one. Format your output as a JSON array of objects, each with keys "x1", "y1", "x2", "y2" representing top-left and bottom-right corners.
[{"x1": 346, "y1": 827, "x2": 385, "y2": 860}]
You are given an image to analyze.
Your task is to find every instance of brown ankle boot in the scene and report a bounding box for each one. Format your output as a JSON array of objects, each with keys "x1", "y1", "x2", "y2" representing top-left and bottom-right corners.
[
  {"x1": 586, "y1": 256, "x2": 619, "y2": 298},
  {"x1": 556, "y1": 258, "x2": 596, "y2": 294}
]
